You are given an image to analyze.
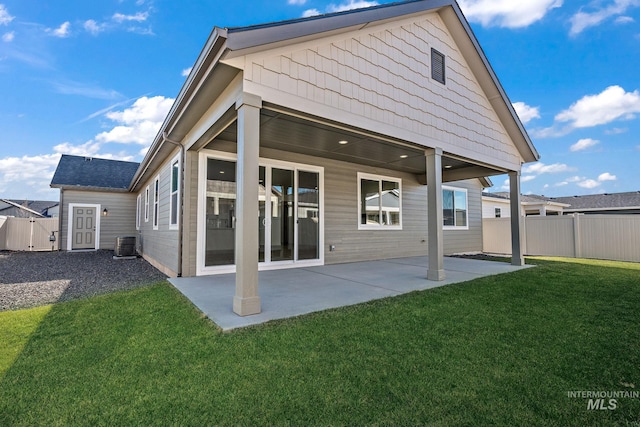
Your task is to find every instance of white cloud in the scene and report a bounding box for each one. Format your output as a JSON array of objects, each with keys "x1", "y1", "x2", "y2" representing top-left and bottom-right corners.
[
  {"x1": 522, "y1": 162, "x2": 575, "y2": 174},
  {"x1": 615, "y1": 15, "x2": 635, "y2": 24},
  {"x1": 513, "y1": 101, "x2": 540, "y2": 124},
  {"x1": 605, "y1": 127, "x2": 627, "y2": 134},
  {"x1": 0, "y1": 153, "x2": 61, "y2": 199},
  {"x1": 458, "y1": 0, "x2": 563, "y2": 28},
  {"x1": 302, "y1": 9, "x2": 321, "y2": 17},
  {"x1": 83, "y1": 19, "x2": 106, "y2": 35},
  {"x1": 112, "y1": 12, "x2": 149, "y2": 23},
  {"x1": 181, "y1": 67, "x2": 192, "y2": 77},
  {"x1": 521, "y1": 175, "x2": 537, "y2": 182},
  {"x1": 2, "y1": 30, "x2": 13, "y2": 42},
  {"x1": 570, "y1": 0, "x2": 640, "y2": 36},
  {"x1": 47, "y1": 21, "x2": 71, "y2": 38},
  {"x1": 598, "y1": 172, "x2": 617, "y2": 181},
  {"x1": 95, "y1": 96, "x2": 174, "y2": 145},
  {"x1": 555, "y1": 85, "x2": 640, "y2": 129},
  {"x1": 577, "y1": 179, "x2": 600, "y2": 189},
  {"x1": 327, "y1": 1, "x2": 379, "y2": 13},
  {"x1": 0, "y1": 4, "x2": 14, "y2": 26},
  {"x1": 52, "y1": 141, "x2": 102, "y2": 157},
  {"x1": 569, "y1": 138, "x2": 599, "y2": 152},
  {"x1": 288, "y1": 0, "x2": 307, "y2": 4}
]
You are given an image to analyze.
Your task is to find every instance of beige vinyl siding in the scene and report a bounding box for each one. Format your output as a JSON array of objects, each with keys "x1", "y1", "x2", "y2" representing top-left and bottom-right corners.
[
  {"x1": 136, "y1": 148, "x2": 181, "y2": 276},
  {"x1": 240, "y1": 11, "x2": 522, "y2": 171},
  {"x1": 182, "y1": 150, "x2": 200, "y2": 277},
  {"x1": 60, "y1": 190, "x2": 136, "y2": 250},
  {"x1": 190, "y1": 142, "x2": 483, "y2": 272},
  {"x1": 442, "y1": 179, "x2": 483, "y2": 254}
]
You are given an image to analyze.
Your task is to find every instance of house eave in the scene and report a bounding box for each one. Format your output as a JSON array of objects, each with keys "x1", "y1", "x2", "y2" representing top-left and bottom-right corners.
[{"x1": 52, "y1": 185, "x2": 131, "y2": 193}]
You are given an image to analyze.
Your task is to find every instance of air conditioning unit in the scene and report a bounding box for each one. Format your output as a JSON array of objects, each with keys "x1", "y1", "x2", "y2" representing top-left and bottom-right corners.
[{"x1": 114, "y1": 236, "x2": 136, "y2": 257}]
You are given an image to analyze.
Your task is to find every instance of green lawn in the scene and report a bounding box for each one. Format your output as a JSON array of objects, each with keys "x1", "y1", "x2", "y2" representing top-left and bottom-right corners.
[{"x1": 1, "y1": 257, "x2": 639, "y2": 426}]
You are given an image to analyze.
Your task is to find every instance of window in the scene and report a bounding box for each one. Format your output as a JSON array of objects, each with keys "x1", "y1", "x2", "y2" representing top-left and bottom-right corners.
[
  {"x1": 495, "y1": 207, "x2": 501, "y2": 218},
  {"x1": 358, "y1": 173, "x2": 401, "y2": 229},
  {"x1": 431, "y1": 48, "x2": 445, "y2": 85},
  {"x1": 136, "y1": 194, "x2": 141, "y2": 230},
  {"x1": 443, "y1": 186, "x2": 468, "y2": 229},
  {"x1": 153, "y1": 175, "x2": 159, "y2": 230},
  {"x1": 144, "y1": 186, "x2": 150, "y2": 222},
  {"x1": 169, "y1": 157, "x2": 180, "y2": 229}
]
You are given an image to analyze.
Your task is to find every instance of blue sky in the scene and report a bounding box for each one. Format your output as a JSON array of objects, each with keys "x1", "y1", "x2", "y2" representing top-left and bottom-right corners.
[{"x1": 0, "y1": 0, "x2": 638, "y2": 201}]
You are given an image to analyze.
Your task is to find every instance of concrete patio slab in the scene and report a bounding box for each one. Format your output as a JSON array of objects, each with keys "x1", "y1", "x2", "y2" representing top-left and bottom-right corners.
[{"x1": 169, "y1": 256, "x2": 532, "y2": 331}]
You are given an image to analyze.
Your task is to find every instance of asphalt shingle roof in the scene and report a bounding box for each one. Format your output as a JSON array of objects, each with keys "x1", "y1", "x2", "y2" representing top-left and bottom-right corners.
[
  {"x1": 50, "y1": 155, "x2": 140, "y2": 190},
  {"x1": 549, "y1": 192, "x2": 640, "y2": 210}
]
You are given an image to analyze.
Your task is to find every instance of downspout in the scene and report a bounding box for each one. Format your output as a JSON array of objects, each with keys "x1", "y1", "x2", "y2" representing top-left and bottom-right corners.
[{"x1": 162, "y1": 132, "x2": 185, "y2": 277}]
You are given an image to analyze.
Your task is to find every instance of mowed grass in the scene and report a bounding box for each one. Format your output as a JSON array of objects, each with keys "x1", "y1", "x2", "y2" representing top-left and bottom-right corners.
[{"x1": 1, "y1": 258, "x2": 639, "y2": 426}]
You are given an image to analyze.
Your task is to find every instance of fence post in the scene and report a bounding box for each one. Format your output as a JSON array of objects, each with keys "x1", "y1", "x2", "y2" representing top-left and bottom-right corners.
[
  {"x1": 29, "y1": 217, "x2": 35, "y2": 251},
  {"x1": 573, "y1": 213, "x2": 582, "y2": 259}
]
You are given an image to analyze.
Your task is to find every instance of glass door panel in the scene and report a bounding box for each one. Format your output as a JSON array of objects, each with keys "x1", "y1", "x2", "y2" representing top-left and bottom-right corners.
[
  {"x1": 205, "y1": 159, "x2": 236, "y2": 266},
  {"x1": 271, "y1": 168, "x2": 294, "y2": 262},
  {"x1": 297, "y1": 170, "x2": 319, "y2": 260},
  {"x1": 258, "y1": 166, "x2": 266, "y2": 263}
]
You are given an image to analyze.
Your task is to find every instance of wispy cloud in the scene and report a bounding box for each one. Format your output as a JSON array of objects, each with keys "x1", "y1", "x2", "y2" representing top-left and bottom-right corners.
[
  {"x1": 288, "y1": 0, "x2": 307, "y2": 4},
  {"x1": 570, "y1": 0, "x2": 640, "y2": 36},
  {"x1": 2, "y1": 30, "x2": 13, "y2": 42},
  {"x1": 0, "y1": 4, "x2": 14, "y2": 26},
  {"x1": 569, "y1": 138, "x2": 599, "y2": 152},
  {"x1": 46, "y1": 21, "x2": 71, "y2": 38},
  {"x1": 51, "y1": 79, "x2": 123, "y2": 100},
  {"x1": 523, "y1": 162, "x2": 575, "y2": 174},
  {"x1": 181, "y1": 67, "x2": 192, "y2": 77},
  {"x1": 302, "y1": 1, "x2": 378, "y2": 17},
  {"x1": 83, "y1": 9, "x2": 152, "y2": 36},
  {"x1": 458, "y1": 0, "x2": 563, "y2": 28}
]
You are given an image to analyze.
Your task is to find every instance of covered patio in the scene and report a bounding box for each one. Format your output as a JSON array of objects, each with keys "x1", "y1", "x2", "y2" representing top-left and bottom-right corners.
[{"x1": 169, "y1": 256, "x2": 532, "y2": 331}]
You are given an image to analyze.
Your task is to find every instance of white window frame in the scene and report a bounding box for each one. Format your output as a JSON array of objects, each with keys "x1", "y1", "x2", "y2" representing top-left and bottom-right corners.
[
  {"x1": 136, "y1": 194, "x2": 141, "y2": 230},
  {"x1": 443, "y1": 185, "x2": 469, "y2": 230},
  {"x1": 357, "y1": 172, "x2": 402, "y2": 230},
  {"x1": 153, "y1": 175, "x2": 160, "y2": 230},
  {"x1": 169, "y1": 155, "x2": 180, "y2": 230},
  {"x1": 144, "y1": 186, "x2": 150, "y2": 223}
]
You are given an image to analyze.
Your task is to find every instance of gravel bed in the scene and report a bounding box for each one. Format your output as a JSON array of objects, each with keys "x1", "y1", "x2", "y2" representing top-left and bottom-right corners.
[{"x1": 0, "y1": 250, "x2": 167, "y2": 311}]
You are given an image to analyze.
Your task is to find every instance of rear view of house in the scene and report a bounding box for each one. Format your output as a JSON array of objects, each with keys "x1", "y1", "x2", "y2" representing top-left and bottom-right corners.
[{"x1": 51, "y1": 0, "x2": 539, "y2": 316}]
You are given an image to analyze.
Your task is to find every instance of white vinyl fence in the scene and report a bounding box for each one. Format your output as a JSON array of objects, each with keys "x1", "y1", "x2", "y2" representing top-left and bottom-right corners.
[
  {"x1": 483, "y1": 214, "x2": 640, "y2": 263},
  {"x1": 0, "y1": 216, "x2": 59, "y2": 251}
]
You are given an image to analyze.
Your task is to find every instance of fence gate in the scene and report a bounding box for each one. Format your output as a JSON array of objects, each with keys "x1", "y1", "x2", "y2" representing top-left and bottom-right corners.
[{"x1": 1, "y1": 216, "x2": 58, "y2": 251}]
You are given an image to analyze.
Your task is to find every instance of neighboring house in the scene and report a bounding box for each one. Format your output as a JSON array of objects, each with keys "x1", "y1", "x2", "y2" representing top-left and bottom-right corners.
[
  {"x1": 0, "y1": 199, "x2": 60, "y2": 218},
  {"x1": 50, "y1": 155, "x2": 140, "y2": 251},
  {"x1": 549, "y1": 192, "x2": 640, "y2": 215},
  {"x1": 51, "y1": 0, "x2": 538, "y2": 316},
  {"x1": 482, "y1": 192, "x2": 569, "y2": 217}
]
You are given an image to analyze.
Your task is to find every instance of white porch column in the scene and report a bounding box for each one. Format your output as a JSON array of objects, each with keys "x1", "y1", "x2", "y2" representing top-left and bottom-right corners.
[
  {"x1": 233, "y1": 93, "x2": 262, "y2": 316},
  {"x1": 509, "y1": 170, "x2": 525, "y2": 266},
  {"x1": 426, "y1": 148, "x2": 445, "y2": 281}
]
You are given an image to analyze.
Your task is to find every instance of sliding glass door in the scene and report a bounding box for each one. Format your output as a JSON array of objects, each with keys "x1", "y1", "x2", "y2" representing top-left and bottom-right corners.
[{"x1": 202, "y1": 153, "x2": 322, "y2": 273}]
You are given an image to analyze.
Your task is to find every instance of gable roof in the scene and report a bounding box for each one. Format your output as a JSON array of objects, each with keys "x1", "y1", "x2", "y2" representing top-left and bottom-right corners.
[
  {"x1": 549, "y1": 192, "x2": 640, "y2": 212},
  {"x1": 51, "y1": 155, "x2": 140, "y2": 192},
  {"x1": 132, "y1": 0, "x2": 537, "y2": 191}
]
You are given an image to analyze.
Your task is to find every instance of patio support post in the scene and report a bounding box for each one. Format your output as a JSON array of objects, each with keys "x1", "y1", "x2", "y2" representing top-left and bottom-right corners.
[
  {"x1": 509, "y1": 170, "x2": 525, "y2": 266},
  {"x1": 233, "y1": 93, "x2": 262, "y2": 316},
  {"x1": 426, "y1": 148, "x2": 445, "y2": 281}
]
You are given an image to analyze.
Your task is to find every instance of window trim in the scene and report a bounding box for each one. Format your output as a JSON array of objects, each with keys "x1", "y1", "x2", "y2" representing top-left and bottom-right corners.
[
  {"x1": 431, "y1": 48, "x2": 446, "y2": 85},
  {"x1": 357, "y1": 172, "x2": 402, "y2": 230},
  {"x1": 144, "y1": 186, "x2": 150, "y2": 223},
  {"x1": 136, "y1": 194, "x2": 141, "y2": 230},
  {"x1": 443, "y1": 185, "x2": 468, "y2": 230},
  {"x1": 152, "y1": 175, "x2": 160, "y2": 230},
  {"x1": 169, "y1": 155, "x2": 180, "y2": 230}
]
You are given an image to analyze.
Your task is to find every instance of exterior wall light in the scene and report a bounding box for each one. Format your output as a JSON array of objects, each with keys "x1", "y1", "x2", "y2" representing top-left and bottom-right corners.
[{"x1": 103, "y1": 208, "x2": 109, "y2": 216}]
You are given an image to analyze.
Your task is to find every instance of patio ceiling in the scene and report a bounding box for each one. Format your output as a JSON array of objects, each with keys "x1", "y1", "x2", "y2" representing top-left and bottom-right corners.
[{"x1": 207, "y1": 104, "x2": 506, "y2": 183}]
